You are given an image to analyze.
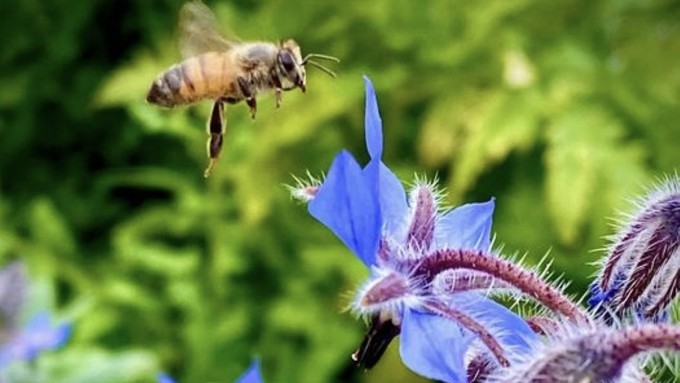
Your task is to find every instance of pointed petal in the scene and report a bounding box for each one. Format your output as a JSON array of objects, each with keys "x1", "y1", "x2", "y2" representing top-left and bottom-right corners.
[
  {"x1": 23, "y1": 311, "x2": 71, "y2": 359},
  {"x1": 309, "y1": 150, "x2": 381, "y2": 266},
  {"x1": 363, "y1": 76, "x2": 383, "y2": 160},
  {"x1": 236, "y1": 359, "x2": 265, "y2": 383},
  {"x1": 435, "y1": 199, "x2": 495, "y2": 250},
  {"x1": 400, "y1": 308, "x2": 472, "y2": 383},
  {"x1": 360, "y1": 160, "x2": 408, "y2": 237}
]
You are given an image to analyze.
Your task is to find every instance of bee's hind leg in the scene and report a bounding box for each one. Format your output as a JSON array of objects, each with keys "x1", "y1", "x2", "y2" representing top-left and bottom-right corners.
[
  {"x1": 236, "y1": 76, "x2": 257, "y2": 119},
  {"x1": 204, "y1": 100, "x2": 225, "y2": 178}
]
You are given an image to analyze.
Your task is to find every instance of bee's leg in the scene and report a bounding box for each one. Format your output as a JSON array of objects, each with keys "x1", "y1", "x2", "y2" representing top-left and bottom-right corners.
[
  {"x1": 271, "y1": 74, "x2": 283, "y2": 108},
  {"x1": 204, "y1": 100, "x2": 225, "y2": 178},
  {"x1": 274, "y1": 88, "x2": 282, "y2": 109},
  {"x1": 236, "y1": 76, "x2": 257, "y2": 119}
]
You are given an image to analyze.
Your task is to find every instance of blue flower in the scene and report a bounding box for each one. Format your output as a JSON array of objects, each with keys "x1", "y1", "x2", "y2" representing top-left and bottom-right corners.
[
  {"x1": 158, "y1": 359, "x2": 264, "y2": 383},
  {"x1": 0, "y1": 310, "x2": 71, "y2": 368},
  {"x1": 156, "y1": 373, "x2": 177, "y2": 383},
  {"x1": 307, "y1": 77, "x2": 535, "y2": 382},
  {"x1": 234, "y1": 359, "x2": 264, "y2": 383}
]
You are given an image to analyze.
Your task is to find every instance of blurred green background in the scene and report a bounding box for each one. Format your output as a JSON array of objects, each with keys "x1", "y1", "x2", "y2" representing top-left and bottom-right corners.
[{"x1": 0, "y1": 0, "x2": 677, "y2": 382}]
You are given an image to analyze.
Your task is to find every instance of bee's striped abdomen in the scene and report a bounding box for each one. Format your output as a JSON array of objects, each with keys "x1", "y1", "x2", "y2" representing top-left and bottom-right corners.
[{"x1": 146, "y1": 52, "x2": 238, "y2": 108}]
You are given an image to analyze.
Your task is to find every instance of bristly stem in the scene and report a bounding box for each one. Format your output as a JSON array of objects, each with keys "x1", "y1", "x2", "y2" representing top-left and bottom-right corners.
[
  {"x1": 498, "y1": 324, "x2": 677, "y2": 383},
  {"x1": 424, "y1": 300, "x2": 510, "y2": 367},
  {"x1": 605, "y1": 324, "x2": 680, "y2": 364},
  {"x1": 525, "y1": 315, "x2": 560, "y2": 336},
  {"x1": 411, "y1": 249, "x2": 589, "y2": 322}
]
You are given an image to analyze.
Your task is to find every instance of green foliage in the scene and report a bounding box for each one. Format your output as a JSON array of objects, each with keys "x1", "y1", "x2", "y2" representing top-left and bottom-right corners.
[{"x1": 0, "y1": 0, "x2": 677, "y2": 382}]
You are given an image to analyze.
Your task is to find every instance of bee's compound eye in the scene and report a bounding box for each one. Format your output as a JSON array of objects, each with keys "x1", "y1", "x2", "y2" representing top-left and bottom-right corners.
[{"x1": 279, "y1": 52, "x2": 296, "y2": 72}]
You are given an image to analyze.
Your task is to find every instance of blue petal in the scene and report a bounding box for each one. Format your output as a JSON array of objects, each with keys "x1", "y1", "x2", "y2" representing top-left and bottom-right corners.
[
  {"x1": 362, "y1": 76, "x2": 408, "y2": 235},
  {"x1": 0, "y1": 312, "x2": 71, "y2": 368},
  {"x1": 156, "y1": 373, "x2": 177, "y2": 383},
  {"x1": 450, "y1": 293, "x2": 537, "y2": 358},
  {"x1": 361, "y1": 160, "x2": 407, "y2": 236},
  {"x1": 236, "y1": 359, "x2": 264, "y2": 383},
  {"x1": 400, "y1": 308, "x2": 473, "y2": 383},
  {"x1": 309, "y1": 150, "x2": 382, "y2": 266},
  {"x1": 23, "y1": 312, "x2": 71, "y2": 353},
  {"x1": 363, "y1": 76, "x2": 383, "y2": 160},
  {"x1": 435, "y1": 199, "x2": 495, "y2": 250}
]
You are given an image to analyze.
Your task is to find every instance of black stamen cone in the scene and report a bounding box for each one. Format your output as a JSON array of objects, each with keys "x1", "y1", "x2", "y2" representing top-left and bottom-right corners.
[{"x1": 351, "y1": 314, "x2": 401, "y2": 369}]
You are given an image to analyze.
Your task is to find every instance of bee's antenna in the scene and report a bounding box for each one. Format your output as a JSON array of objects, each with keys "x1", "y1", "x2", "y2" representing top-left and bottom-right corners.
[
  {"x1": 302, "y1": 53, "x2": 340, "y2": 63},
  {"x1": 302, "y1": 54, "x2": 339, "y2": 78},
  {"x1": 306, "y1": 60, "x2": 337, "y2": 78}
]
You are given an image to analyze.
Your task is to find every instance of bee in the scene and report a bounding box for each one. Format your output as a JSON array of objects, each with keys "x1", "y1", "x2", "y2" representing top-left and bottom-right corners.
[{"x1": 147, "y1": 0, "x2": 338, "y2": 177}]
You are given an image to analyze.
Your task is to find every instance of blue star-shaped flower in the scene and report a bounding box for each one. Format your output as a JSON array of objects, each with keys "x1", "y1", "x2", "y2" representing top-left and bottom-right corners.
[
  {"x1": 0, "y1": 310, "x2": 71, "y2": 369},
  {"x1": 307, "y1": 77, "x2": 535, "y2": 382},
  {"x1": 157, "y1": 359, "x2": 264, "y2": 383}
]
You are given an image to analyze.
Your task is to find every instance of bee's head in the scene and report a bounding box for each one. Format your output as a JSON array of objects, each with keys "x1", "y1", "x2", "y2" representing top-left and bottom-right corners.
[{"x1": 277, "y1": 39, "x2": 307, "y2": 92}]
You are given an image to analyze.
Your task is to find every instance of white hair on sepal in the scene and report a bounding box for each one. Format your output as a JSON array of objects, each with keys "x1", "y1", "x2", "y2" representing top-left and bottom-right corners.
[
  {"x1": 430, "y1": 269, "x2": 515, "y2": 298},
  {"x1": 618, "y1": 357, "x2": 655, "y2": 383},
  {"x1": 286, "y1": 170, "x2": 324, "y2": 203},
  {"x1": 635, "y1": 253, "x2": 680, "y2": 318},
  {"x1": 349, "y1": 264, "x2": 430, "y2": 321},
  {"x1": 643, "y1": 351, "x2": 679, "y2": 383},
  {"x1": 404, "y1": 174, "x2": 445, "y2": 212}
]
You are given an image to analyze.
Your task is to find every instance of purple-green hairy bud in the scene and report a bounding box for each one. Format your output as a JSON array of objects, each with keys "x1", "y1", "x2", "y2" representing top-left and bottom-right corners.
[
  {"x1": 590, "y1": 176, "x2": 680, "y2": 321},
  {"x1": 491, "y1": 322, "x2": 680, "y2": 383}
]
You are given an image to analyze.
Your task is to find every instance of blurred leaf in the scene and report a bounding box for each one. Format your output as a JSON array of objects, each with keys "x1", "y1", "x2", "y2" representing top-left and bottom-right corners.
[
  {"x1": 0, "y1": 0, "x2": 676, "y2": 382},
  {"x1": 447, "y1": 89, "x2": 542, "y2": 200},
  {"x1": 93, "y1": 49, "x2": 172, "y2": 108},
  {"x1": 545, "y1": 104, "x2": 647, "y2": 245},
  {"x1": 27, "y1": 198, "x2": 76, "y2": 258}
]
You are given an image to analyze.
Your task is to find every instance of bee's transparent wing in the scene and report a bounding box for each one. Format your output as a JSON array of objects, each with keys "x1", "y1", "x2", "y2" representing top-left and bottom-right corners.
[
  {"x1": 0, "y1": 261, "x2": 28, "y2": 331},
  {"x1": 179, "y1": 0, "x2": 238, "y2": 59}
]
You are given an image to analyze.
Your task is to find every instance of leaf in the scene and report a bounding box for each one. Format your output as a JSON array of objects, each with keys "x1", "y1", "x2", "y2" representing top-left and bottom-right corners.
[
  {"x1": 545, "y1": 104, "x2": 647, "y2": 245},
  {"x1": 422, "y1": 89, "x2": 542, "y2": 200},
  {"x1": 28, "y1": 198, "x2": 76, "y2": 257},
  {"x1": 93, "y1": 48, "x2": 173, "y2": 108}
]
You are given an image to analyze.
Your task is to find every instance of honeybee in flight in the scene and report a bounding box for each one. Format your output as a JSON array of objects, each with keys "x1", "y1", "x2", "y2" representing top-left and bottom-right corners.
[{"x1": 147, "y1": 0, "x2": 338, "y2": 177}]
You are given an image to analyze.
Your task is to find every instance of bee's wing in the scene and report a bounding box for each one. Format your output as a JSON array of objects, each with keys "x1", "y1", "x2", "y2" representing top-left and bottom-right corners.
[{"x1": 179, "y1": 0, "x2": 239, "y2": 59}]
